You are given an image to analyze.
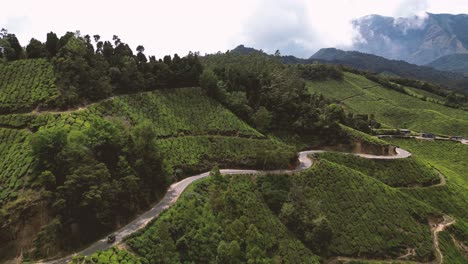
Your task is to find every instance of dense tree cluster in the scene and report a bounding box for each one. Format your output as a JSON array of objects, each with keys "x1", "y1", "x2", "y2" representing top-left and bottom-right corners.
[
  {"x1": 1, "y1": 30, "x2": 203, "y2": 108},
  {"x1": 258, "y1": 175, "x2": 333, "y2": 255},
  {"x1": 295, "y1": 63, "x2": 344, "y2": 81},
  {"x1": 31, "y1": 119, "x2": 168, "y2": 256},
  {"x1": 124, "y1": 169, "x2": 322, "y2": 263},
  {"x1": 201, "y1": 52, "x2": 350, "y2": 143},
  {"x1": 0, "y1": 28, "x2": 24, "y2": 61}
]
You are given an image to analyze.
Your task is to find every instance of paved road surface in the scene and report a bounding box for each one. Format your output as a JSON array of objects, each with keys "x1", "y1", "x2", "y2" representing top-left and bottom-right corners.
[{"x1": 39, "y1": 148, "x2": 411, "y2": 264}]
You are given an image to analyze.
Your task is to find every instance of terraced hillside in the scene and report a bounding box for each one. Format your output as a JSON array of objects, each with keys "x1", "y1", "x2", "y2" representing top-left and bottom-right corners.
[
  {"x1": 307, "y1": 72, "x2": 468, "y2": 137},
  {"x1": 0, "y1": 87, "x2": 291, "y2": 202},
  {"x1": 0, "y1": 86, "x2": 296, "y2": 261},
  {"x1": 386, "y1": 139, "x2": 468, "y2": 224},
  {"x1": 316, "y1": 152, "x2": 440, "y2": 187},
  {"x1": 0, "y1": 128, "x2": 34, "y2": 202},
  {"x1": 78, "y1": 154, "x2": 451, "y2": 263},
  {"x1": 0, "y1": 59, "x2": 58, "y2": 114}
]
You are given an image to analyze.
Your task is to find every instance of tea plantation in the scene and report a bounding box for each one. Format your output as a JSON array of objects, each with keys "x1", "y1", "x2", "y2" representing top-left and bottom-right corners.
[
  {"x1": 0, "y1": 59, "x2": 57, "y2": 114},
  {"x1": 86, "y1": 157, "x2": 443, "y2": 263},
  {"x1": 0, "y1": 128, "x2": 33, "y2": 203},
  {"x1": 316, "y1": 152, "x2": 440, "y2": 187},
  {"x1": 386, "y1": 138, "x2": 468, "y2": 253},
  {"x1": 0, "y1": 87, "x2": 290, "y2": 207},
  {"x1": 307, "y1": 72, "x2": 468, "y2": 136}
]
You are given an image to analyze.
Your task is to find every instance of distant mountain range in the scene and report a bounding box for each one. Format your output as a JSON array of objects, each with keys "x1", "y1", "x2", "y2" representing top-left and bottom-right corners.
[
  {"x1": 311, "y1": 48, "x2": 468, "y2": 92},
  {"x1": 230, "y1": 45, "x2": 468, "y2": 93},
  {"x1": 426, "y1": 53, "x2": 468, "y2": 74},
  {"x1": 352, "y1": 13, "x2": 468, "y2": 65}
]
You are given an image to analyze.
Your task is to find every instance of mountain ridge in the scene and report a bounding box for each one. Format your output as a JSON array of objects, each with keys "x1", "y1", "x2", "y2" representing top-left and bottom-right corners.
[
  {"x1": 352, "y1": 13, "x2": 468, "y2": 64},
  {"x1": 426, "y1": 53, "x2": 468, "y2": 74},
  {"x1": 311, "y1": 47, "x2": 468, "y2": 93}
]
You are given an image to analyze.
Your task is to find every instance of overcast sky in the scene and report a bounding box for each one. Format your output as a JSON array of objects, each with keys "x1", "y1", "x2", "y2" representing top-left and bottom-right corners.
[{"x1": 2, "y1": 0, "x2": 468, "y2": 58}]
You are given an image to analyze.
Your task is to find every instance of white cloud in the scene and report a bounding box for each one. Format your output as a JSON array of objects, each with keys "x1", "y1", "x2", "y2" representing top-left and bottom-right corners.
[{"x1": 1, "y1": 0, "x2": 468, "y2": 58}]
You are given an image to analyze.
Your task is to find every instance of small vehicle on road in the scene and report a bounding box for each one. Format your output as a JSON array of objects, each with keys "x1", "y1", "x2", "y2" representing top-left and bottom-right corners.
[{"x1": 107, "y1": 234, "x2": 116, "y2": 244}]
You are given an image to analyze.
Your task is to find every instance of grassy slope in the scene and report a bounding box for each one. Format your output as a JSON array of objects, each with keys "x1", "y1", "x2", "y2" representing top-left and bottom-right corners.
[
  {"x1": 0, "y1": 59, "x2": 57, "y2": 113},
  {"x1": 307, "y1": 72, "x2": 468, "y2": 136},
  {"x1": 315, "y1": 152, "x2": 440, "y2": 187}
]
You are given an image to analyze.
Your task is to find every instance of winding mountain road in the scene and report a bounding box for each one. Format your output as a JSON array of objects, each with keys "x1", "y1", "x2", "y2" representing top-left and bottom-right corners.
[{"x1": 39, "y1": 148, "x2": 414, "y2": 264}]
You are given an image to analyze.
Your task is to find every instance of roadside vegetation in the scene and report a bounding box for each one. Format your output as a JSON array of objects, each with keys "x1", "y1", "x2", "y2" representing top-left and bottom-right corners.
[{"x1": 86, "y1": 158, "x2": 440, "y2": 263}]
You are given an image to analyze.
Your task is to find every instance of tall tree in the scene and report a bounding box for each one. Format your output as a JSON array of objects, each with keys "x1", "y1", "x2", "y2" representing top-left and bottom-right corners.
[
  {"x1": 1, "y1": 33, "x2": 23, "y2": 60},
  {"x1": 45, "y1": 32, "x2": 59, "y2": 57},
  {"x1": 136, "y1": 45, "x2": 147, "y2": 64},
  {"x1": 26, "y1": 38, "x2": 47, "y2": 59}
]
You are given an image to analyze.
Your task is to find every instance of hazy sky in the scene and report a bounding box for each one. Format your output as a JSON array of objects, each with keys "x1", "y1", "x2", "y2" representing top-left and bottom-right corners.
[{"x1": 2, "y1": 0, "x2": 468, "y2": 58}]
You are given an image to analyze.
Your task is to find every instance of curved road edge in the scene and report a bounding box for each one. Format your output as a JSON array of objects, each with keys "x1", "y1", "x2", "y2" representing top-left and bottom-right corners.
[{"x1": 40, "y1": 148, "x2": 411, "y2": 264}]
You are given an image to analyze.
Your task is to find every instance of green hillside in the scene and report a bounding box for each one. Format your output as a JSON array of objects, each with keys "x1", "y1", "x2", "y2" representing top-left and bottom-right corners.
[
  {"x1": 0, "y1": 128, "x2": 33, "y2": 202},
  {"x1": 0, "y1": 86, "x2": 298, "y2": 260},
  {"x1": 124, "y1": 175, "x2": 321, "y2": 263},
  {"x1": 290, "y1": 160, "x2": 434, "y2": 260},
  {"x1": 386, "y1": 139, "x2": 468, "y2": 222},
  {"x1": 0, "y1": 87, "x2": 292, "y2": 202},
  {"x1": 0, "y1": 59, "x2": 57, "y2": 113},
  {"x1": 438, "y1": 231, "x2": 468, "y2": 264},
  {"x1": 386, "y1": 138, "x2": 468, "y2": 262},
  {"x1": 316, "y1": 152, "x2": 440, "y2": 187},
  {"x1": 307, "y1": 72, "x2": 468, "y2": 136},
  {"x1": 2, "y1": 30, "x2": 466, "y2": 264},
  {"x1": 0, "y1": 87, "x2": 292, "y2": 178},
  {"x1": 83, "y1": 158, "x2": 441, "y2": 263}
]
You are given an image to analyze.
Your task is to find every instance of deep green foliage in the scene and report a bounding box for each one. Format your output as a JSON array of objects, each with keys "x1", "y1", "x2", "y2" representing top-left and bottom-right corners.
[
  {"x1": 157, "y1": 135, "x2": 296, "y2": 175},
  {"x1": 50, "y1": 34, "x2": 202, "y2": 107},
  {"x1": 340, "y1": 125, "x2": 388, "y2": 146},
  {"x1": 93, "y1": 157, "x2": 440, "y2": 263},
  {"x1": 124, "y1": 176, "x2": 321, "y2": 263},
  {"x1": 284, "y1": 160, "x2": 434, "y2": 260},
  {"x1": 295, "y1": 63, "x2": 344, "y2": 81},
  {"x1": 71, "y1": 247, "x2": 142, "y2": 264},
  {"x1": 201, "y1": 52, "x2": 347, "y2": 143},
  {"x1": 31, "y1": 119, "x2": 169, "y2": 256},
  {"x1": 0, "y1": 85, "x2": 301, "y2": 259},
  {"x1": 0, "y1": 31, "x2": 23, "y2": 61},
  {"x1": 438, "y1": 231, "x2": 468, "y2": 263},
  {"x1": 26, "y1": 38, "x2": 47, "y2": 59}
]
